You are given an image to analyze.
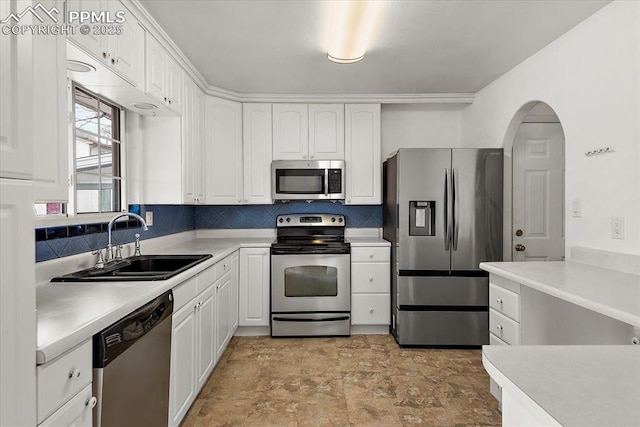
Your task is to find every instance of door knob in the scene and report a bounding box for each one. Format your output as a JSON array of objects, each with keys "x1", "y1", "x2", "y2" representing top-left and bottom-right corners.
[
  {"x1": 515, "y1": 244, "x2": 526, "y2": 252},
  {"x1": 515, "y1": 229, "x2": 523, "y2": 236}
]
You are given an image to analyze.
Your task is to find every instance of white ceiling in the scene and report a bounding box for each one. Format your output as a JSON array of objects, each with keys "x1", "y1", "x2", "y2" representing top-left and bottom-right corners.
[{"x1": 138, "y1": 0, "x2": 610, "y2": 96}]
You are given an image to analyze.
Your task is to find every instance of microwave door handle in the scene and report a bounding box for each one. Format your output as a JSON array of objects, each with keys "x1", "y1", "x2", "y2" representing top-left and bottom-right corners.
[{"x1": 324, "y1": 168, "x2": 329, "y2": 197}]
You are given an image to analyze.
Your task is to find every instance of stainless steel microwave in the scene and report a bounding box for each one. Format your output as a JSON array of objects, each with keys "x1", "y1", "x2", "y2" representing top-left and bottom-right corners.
[{"x1": 272, "y1": 160, "x2": 345, "y2": 201}]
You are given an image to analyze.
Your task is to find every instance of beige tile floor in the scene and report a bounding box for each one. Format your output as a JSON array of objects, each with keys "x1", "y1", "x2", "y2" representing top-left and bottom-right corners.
[{"x1": 181, "y1": 335, "x2": 501, "y2": 427}]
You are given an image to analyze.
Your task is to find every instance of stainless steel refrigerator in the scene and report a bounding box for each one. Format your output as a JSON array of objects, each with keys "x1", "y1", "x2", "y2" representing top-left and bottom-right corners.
[{"x1": 383, "y1": 148, "x2": 503, "y2": 346}]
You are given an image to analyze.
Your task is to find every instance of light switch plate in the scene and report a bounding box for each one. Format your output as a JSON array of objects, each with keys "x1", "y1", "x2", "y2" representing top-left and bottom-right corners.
[
  {"x1": 571, "y1": 198, "x2": 581, "y2": 218},
  {"x1": 145, "y1": 211, "x2": 154, "y2": 227}
]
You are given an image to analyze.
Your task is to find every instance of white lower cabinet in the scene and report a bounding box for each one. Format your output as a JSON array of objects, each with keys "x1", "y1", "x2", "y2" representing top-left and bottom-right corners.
[
  {"x1": 215, "y1": 271, "x2": 232, "y2": 361},
  {"x1": 195, "y1": 285, "x2": 216, "y2": 392},
  {"x1": 350, "y1": 246, "x2": 390, "y2": 326},
  {"x1": 169, "y1": 297, "x2": 197, "y2": 427},
  {"x1": 36, "y1": 340, "x2": 93, "y2": 426},
  {"x1": 231, "y1": 252, "x2": 239, "y2": 331},
  {"x1": 239, "y1": 248, "x2": 271, "y2": 327}
]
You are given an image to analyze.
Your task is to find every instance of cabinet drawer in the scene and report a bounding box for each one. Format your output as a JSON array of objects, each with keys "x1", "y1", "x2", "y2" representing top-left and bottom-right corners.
[
  {"x1": 351, "y1": 263, "x2": 390, "y2": 293},
  {"x1": 37, "y1": 340, "x2": 92, "y2": 423},
  {"x1": 39, "y1": 383, "x2": 93, "y2": 427},
  {"x1": 352, "y1": 294, "x2": 390, "y2": 325},
  {"x1": 490, "y1": 333, "x2": 509, "y2": 346},
  {"x1": 489, "y1": 309, "x2": 520, "y2": 345},
  {"x1": 351, "y1": 247, "x2": 390, "y2": 263},
  {"x1": 490, "y1": 283, "x2": 520, "y2": 321},
  {"x1": 214, "y1": 254, "x2": 234, "y2": 281},
  {"x1": 197, "y1": 265, "x2": 215, "y2": 294},
  {"x1": 173, "y1": 275, "x2": 197, "y2": 312}
]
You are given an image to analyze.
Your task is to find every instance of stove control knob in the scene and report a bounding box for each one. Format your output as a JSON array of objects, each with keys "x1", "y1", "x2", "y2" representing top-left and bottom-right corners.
[
  {"x1": 338, "y1": 218, "x2": 343, "y2": 223},
  {"x1": 278, "y1": 218, "x2": 284, "y2": 223},
  {"x1": 286, "y1": 217, "x2": 291, "y2": 222},
  {"x1": 331, "y1": 217, "x2": 336, "y2": 222}
]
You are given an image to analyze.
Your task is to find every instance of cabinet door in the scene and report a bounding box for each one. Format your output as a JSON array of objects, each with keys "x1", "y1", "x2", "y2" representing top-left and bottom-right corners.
[
  {"x1": 242, "y1": 103, "x2": 273, "y2": 204},
  {"x1": 33, "y1": 0, "x2": 68, "y2": 202},
  {"x1": 196, "y1": 286, "x2": 216, "y2": 391},
  {"x1": 166, "y1": 57, "x2": 183, "y2": 114},
  {"x1": 309, "y1": 104, "x2": 344, "y2": 160},
  {"x1": 0, "y1": 0, "x2": 33, "y2": 179},
  {"x1": 38, "y1": 384, "x2": 93, "y2": 427},
  {"x1": 204, "y1": 97, "x2": 243, "y2": 204},
  {"x1": 239, "y1": 248, "x2": 270, "y2": 326},
  {"x1": 230, "y1": 252, "x2": 239, "y2": 332},
  {"x1": 215, "y1": 273, "x2": 232, "y2": 361},
  {"x1": 344, "y1": 104, "x2": 381, "y2": 204},
  {"x1": 272, "y1": 104, "x2": 308, "y2": 160},
  {"x1": 194, "y1": 90, "x2": 206, "y2": 202},
  {"x1": 107, "y1": 4, "x2": 144, "y2": 87},
  {"x1": 0, "y1": 180, "x2": 36, "y2": 427},
  {"x1": 145, "y1": 33, "x2": 167, "y2": 104},
  {"x1": 67, "y1": 0, "x2": 107, "y2": 60},
  {"x1": 169, "y1": 302, "x2": 196, "y2": 427},
  {"x1": 181, "y1": 78, "x2": 197, "y2": 204}
]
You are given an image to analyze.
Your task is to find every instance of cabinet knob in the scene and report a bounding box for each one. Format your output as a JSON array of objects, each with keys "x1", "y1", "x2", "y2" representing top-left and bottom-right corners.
[
  {"x1": 85, "y1": 396, "x2": 97, "y2": 408},
  {"x1": 302, "y1": 155, "x2": 307, "y2": 159},
  {"x1": 102, "y1": 52, "x2": 109, "y2": 59},
  {"x1": 369, "y1": 307, "x2": 374, "y2": 314},
  {"x1": 244, "y1": 199, "x2": 248, "y2": 203},
  {"x1": 496, "y1": 298, "x2": 503, "y2": 304},
  {"x1": 369, "y1": 277, "x2": 374, "y2": 282},
  {"x1": 496, "y1": 325, "x2": 504, "y2": 331},
  {"x1": 111, "y1": 58, "x2": 119, "y2": 65},
  {"x1": 310, "y1": 155, "x2": 314, "y2": 159},
  {"x1": 68, "y1": 369, "x2": 81, "y2": 379},
  {"x1": 369, "y1": 254, "x2": 374, "y2": 259},
  {"x1": 238, "y1": 199, "x2": 242, "y2": 203}
]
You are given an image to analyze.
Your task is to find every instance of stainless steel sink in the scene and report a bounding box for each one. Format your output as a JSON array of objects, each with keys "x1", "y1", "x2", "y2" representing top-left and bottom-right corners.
[{"x1": 51, "y1": 254, "x2": 213, "y2": 282}]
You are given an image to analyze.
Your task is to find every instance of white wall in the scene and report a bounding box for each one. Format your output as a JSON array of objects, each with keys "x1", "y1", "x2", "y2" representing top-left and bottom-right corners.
[
  {"x1": 461, "y1": 1, "x2": 640, "y2": 257},
  {"x1": 381, "y1": 104, "x2": 464, "y2": 160}
]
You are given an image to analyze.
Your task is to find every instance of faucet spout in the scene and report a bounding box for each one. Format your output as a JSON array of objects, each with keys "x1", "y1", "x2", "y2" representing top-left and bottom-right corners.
[{"x1": 107, "y1": 212, "x2": 148, "y2": 261}]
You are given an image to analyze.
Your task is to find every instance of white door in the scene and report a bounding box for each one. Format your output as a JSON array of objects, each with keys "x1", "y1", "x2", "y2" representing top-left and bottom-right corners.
[
  {"x1": 242, "y1": 103, "x2": 273, "y2": 204},
  {"x1": 512, "y1": 123, "x2": 565, "y2": 261},
  {"x1": 215, "y1": 274, "x2": 232, "y2": 360},
  {"x1": 108, "y1": 7, "x2": 144, "y2": 87},
  {"x1": 169, "y1": 303, "x2": 196, "y2": 427},
  {"x1": 272, "y1": 104, "x2": 308, "y2": 160},
  {"x1": 344, "y1": 104, "x2": 381, "y2": 205},
  {"x1": 239, "y1": 248, "x2": 270, "y2": 327},
  {"x1": 196, "y1": 286, "x2": 216, "y2": 391},
  {"x1": 308, "y1": 104, "x2": 344, "y2": 160},
  {"x1": 145, "y1": 34, "x2": 167, "y2": 104}
]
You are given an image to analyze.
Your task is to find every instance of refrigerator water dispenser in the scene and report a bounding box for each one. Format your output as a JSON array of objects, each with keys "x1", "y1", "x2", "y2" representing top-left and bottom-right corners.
[{"x1": 409, "y1": 201, "x2": 435, "y2": 236}]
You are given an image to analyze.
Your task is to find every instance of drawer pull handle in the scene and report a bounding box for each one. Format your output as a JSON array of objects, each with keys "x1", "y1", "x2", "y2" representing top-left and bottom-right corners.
[
  {"x1": 496, "y1": 298, "x2": 503, "y2": 304},
  {"x1": 369, "y1": 308, "x2": 374, "y2": 313},
  {"x1": 85, "y1": 396, "x2": 97, "y2": 408},
  {"x1": 369, "y1": 277, "x2": 374, "y2": 282},
  {"x1": 496, "y1": 325, "x2": 504, "y2": 331},
  {"x1": 369, "y1": 254, "x2": 374, "y2": 259},
  {"x1": 68, "y1": 369, "x2": 81, "y2": 379}
]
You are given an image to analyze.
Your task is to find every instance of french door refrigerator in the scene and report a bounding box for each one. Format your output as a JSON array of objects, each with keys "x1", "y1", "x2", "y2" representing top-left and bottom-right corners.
[{"x1": 383, "y1": 148, "x2": 503, "y2": 346}]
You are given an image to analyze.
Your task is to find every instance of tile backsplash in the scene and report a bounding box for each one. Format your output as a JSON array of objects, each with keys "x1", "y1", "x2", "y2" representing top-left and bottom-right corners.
[{"x1": 35, "y1": 202, "x2": 382, "y2": 262}]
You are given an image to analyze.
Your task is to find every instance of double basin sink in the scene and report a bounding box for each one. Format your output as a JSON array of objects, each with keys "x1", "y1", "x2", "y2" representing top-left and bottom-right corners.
[{"x1": 51, "y1": 254, "x2": 213, "y2": 282}]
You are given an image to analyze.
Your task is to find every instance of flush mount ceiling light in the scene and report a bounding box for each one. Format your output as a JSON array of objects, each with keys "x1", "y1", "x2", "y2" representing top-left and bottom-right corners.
[
  {"x1": 130, "y1": 102, "x2": 158, "y2": 110},
  {"x1": 66, "y1": 60, "x2": 96, "y2": 73},
  {"x1": 327, "y1": 0, "x2": 386, "y2": 64}
]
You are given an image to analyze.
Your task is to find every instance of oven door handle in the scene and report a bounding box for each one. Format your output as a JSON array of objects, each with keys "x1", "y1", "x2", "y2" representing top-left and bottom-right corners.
[{"x1": 272, "y1": 316, "x2": 350, "y2": 322}]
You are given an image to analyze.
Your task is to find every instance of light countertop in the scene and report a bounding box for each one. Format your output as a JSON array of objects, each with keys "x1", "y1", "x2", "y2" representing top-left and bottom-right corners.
[
  {"x1": 480, "y1": 261, "x2": 640, "y2": 328},
  {"x1": 36, "y1": 238, "x2": 272, "y2": 364},
  {"x1": 483, "y1": 345, "x2": 640, "y2": 427},
  {"x1": 347, "y1": 237, "x2": 390, "y2": 247}
]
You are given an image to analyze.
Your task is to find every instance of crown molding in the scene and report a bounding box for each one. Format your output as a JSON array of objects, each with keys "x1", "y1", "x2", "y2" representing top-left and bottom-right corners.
[{"x1": 127, "y1": 1, "x2": 475, "y2": 106}]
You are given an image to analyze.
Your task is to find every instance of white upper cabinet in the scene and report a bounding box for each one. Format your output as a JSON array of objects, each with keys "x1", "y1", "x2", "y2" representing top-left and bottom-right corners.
[
  {"x1": 33, "y1": 0, "x2": 68, "y2": 202},
  {"x1": 308, "y1": 104, "x2": 344, "y2": 160},
  {"x1": 67, "y1": 0, "x2": 144, "y2": 87},
  {"x1": 0, "y1": 0, "x2": 33, "y2": 179},
  {"x1": 145, "y1": 33, "x2": 182, "y2": 114},
  {"x1": 204, "y1": 96, "x2": 243, "y2": 204},
  {"x1": 273, "y1": 104, "x2": 344, "y2": 161},
  {"x1": 242, "y1": 104, "x2": 273, "y2": 204},
  {"x1": 182, "y1": 77, "x2": 204, "y2": 204},
  {"x1": 345, "y1": 104, "x2": 381, "y2": 205},
  {"x1": 272, "y1": 104, "x2": 308, "y2": 160}
]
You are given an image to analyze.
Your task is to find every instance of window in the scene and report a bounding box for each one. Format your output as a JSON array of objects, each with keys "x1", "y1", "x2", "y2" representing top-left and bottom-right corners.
[{"x1": 73, "y1": 86, "x2": 122, "y2": 214}]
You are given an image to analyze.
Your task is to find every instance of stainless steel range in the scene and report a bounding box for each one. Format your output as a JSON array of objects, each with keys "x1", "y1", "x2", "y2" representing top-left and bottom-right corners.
[{"x1": 271, "y1": 214, "x2": 351, "y2": 337}]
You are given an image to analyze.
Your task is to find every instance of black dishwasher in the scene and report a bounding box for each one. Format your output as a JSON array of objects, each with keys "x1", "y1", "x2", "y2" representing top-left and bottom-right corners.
[{"x1": 93, "y1": 290, "x2": 173, "y2": 427}]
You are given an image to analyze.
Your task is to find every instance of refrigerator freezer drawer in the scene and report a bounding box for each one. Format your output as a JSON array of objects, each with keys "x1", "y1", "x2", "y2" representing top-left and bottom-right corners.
[
  {"x1": 398, "y1": 276, "x2": 488, "y2": 307},
  {"x1": 397, "y1": 310, "x2": 489, "y2": 346}
]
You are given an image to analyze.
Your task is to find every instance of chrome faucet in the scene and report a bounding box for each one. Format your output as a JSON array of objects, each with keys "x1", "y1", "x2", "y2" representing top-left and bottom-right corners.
[{"x1": 106, "y1": 212, "x2": 148, "y2": 263}]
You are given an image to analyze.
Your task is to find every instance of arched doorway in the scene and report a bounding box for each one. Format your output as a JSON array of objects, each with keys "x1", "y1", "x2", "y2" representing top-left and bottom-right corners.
[{"x1": 510, "y1": 102, "x2": 565, "y2": 261}]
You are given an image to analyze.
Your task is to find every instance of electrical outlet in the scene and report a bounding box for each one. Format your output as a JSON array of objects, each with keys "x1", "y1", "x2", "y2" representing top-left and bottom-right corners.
[
  {"x1": 145, "y1": 211, "x2": 154, "y2": 227},
  {"x1": 611, "y1": 216, "x2": 624, "y2": 239},
  {"x1": 571, "y1": 198, "x2": 581, "y2": 218}
]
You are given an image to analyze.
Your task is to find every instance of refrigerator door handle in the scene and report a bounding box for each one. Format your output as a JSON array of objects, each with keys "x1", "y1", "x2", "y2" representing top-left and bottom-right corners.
[
  {"x1": 452, "y1": 168, "x2": 459, "y2": 250},
  {"x1": 444, "y1": 168, "x2": 452, "y2": 250}
]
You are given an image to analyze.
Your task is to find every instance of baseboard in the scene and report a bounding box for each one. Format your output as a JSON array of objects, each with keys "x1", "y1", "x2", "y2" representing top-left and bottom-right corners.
[
  {"x1": 234, "y1": 326, "x2": 270, "y2": 336},
  {"x1": 351, "y1": 325, "x2": 390, "y2": 335}
]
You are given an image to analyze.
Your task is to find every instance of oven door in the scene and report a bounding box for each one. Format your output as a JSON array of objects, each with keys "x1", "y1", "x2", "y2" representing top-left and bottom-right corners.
[{"x1": 271, "y1": 253, "x2": 350, "y2": 312}]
